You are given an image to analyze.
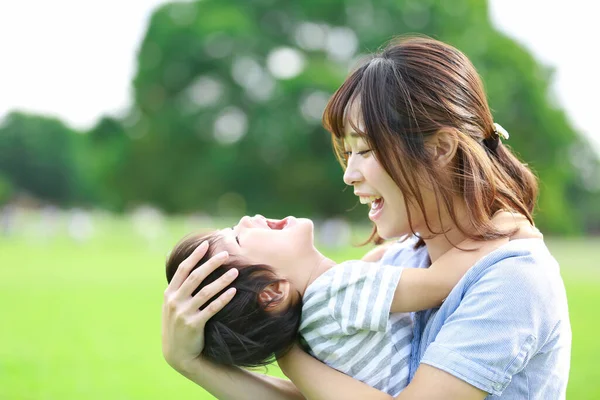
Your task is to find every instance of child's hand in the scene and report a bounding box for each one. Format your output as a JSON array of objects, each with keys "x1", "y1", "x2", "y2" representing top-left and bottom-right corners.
[
  {"x1": 491, "y1": 211, "x2": 543, "y2": 240},
  {"x1": 435, "y1": 212, "x2": 541, "y2": 272}
]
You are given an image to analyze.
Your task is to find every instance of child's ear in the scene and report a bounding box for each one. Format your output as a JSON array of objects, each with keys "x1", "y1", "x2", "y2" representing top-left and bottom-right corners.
[{"x1": 258, "y1": 281, "x2": 291, "y2": 312}]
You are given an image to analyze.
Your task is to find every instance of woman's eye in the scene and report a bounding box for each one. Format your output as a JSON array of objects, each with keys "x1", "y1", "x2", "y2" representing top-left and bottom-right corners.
[{"x1": 344, "y1": 149, "x2": 371, "y2": 157}]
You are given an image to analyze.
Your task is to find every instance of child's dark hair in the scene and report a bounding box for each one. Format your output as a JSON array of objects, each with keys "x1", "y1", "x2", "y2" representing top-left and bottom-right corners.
[{"x1": 165, "y1": 232, "x2": 302, "y2": 367}]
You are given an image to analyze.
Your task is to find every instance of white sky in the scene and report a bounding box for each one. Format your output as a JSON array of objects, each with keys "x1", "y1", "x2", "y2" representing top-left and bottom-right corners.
[{"x1": 0, "y1": 0, "x2": 598, "y2": 153}]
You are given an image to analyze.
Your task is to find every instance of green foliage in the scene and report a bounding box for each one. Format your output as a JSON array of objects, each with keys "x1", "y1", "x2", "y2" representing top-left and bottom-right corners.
[
  {"x1": 0, "y1": 112, "x2": 88, "y2": 205},
  {"x1": 0, "y1": 173, "x2": 13, "y2": 205},
  {"x1": 81, "y1": 117, "x2": 131, "y2": 211},
  {"x1": 1, "y1": 0, "x2": 598, "y2": 233},
  {"x1": 121, "y1": 0, "x2": 598, "y2": 230}
]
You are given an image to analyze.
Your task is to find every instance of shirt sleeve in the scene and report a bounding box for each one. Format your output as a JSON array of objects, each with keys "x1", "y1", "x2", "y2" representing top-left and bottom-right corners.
[
  {"x1": 419, "y1": 256, "x2": 561, "y2": 396},
  {"x1": 379, "y1": 236, "x2": 420, "y2": 266},
  {"x1": 328, "y1": 261, "x2": 403, "y2": 334}
]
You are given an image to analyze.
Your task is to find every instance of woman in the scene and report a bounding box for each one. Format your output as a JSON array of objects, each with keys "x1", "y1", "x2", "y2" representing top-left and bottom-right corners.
[{"x1": 162, "y1": 36, "x2": 571, "y2": 399}]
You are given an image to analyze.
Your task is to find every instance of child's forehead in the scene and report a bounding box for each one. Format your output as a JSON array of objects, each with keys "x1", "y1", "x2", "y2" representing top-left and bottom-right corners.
[
  {"x1": 210, "y1": 229, "x2": 238, "y2": 255},
  {"x1": 210, "y1": 230, "x2": 228, "y2": 248}
]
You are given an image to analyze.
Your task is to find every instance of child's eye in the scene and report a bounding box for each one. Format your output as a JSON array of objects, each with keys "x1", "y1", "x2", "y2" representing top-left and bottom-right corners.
[{"x1": 236, "y1": 236, "x2": 240, "y2": 245}]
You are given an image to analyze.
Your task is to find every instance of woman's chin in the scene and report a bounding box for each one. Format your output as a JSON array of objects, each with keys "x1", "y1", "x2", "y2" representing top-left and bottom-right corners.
[
  {"x1": 375, "y1": 225, "x2": 395, "y2": 240},
  {"x1": 376, "y1": 223, "x2": 412, "y2": 240}
]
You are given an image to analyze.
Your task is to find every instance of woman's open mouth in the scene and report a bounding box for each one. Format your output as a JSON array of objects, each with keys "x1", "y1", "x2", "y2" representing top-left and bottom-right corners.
[{"x1": 368, "y1": 197, "x2": 385, "y2": 221}]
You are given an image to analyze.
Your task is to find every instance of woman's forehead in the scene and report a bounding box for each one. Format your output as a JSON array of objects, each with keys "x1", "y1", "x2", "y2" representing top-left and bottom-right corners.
[{"x1": 344, "y1": 99, "x2": 364, "y2": 134}]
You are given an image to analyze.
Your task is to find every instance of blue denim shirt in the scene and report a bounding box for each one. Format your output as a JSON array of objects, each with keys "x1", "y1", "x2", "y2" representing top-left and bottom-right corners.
[{"x1": 381, "y1": 238, "x2": 571, "y2": 399}]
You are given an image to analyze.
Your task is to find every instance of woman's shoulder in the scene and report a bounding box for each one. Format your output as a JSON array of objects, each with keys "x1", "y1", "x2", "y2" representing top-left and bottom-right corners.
[
  {"x1": 419, "y1": 238, "x2": 571, "y2": 397},
  {"x1": 468, "y1": 238, "x2": 560, "y2": 281},
  {"x1": 380, "y1": 236, "x2": 430, "y2": 268},
  {"x1": 459, "y1": 238, "x2": 568, "y2": 322}
]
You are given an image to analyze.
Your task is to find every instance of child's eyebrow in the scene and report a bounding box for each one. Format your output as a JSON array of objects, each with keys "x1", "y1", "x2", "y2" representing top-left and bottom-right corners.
[{"x1": 219, "y1": 228, "x2": 241, "y2": 249}]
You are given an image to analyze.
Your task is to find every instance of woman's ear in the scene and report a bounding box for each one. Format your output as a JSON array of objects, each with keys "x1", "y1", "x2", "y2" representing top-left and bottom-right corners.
[
  {"x1": 258, "y1": 281, "x2": 291, "y2": 312},
  {"x1": 429, "y1": 128, "x2": 459, "y2": 167}
]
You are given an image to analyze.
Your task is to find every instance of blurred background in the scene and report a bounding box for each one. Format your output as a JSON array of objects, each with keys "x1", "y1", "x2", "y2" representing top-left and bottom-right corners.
[{"x1": 0, "y1": 0, "x2": 598, "y2": 398}]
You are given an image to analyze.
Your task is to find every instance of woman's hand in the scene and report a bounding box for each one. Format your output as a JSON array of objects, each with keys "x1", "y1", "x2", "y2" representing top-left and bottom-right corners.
[{"x1": 161, "y1": 241, "x2": 238, "y2": 373}]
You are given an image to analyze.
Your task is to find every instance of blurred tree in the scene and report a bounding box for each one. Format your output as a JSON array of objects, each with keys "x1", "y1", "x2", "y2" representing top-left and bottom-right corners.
[
  {"x1": 122, "y1": 0, "x2": 598, "y2": 232},
  {"x1": 0, "y1": 0, "x2": 597, "y2": 233},
  {"x1": 81, "y1": 117, "x2": 131, "y2": 211},
  {"x1": 0, "y1": 173, "x2": 13, "y2": 205},
  {"x1": 0, "y1": 112, "x2": 88, "y2": 206}
]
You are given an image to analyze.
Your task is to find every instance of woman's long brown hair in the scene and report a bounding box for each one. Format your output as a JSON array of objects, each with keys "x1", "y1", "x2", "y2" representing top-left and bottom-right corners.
[{"x1": 323, "y1": 35, "x2": 538, "y2": 246}]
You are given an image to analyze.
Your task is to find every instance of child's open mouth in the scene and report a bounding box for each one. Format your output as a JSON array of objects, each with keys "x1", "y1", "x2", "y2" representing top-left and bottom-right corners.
[{"x1": 265, "y1": 217, "x2": 295, "y2": 230}]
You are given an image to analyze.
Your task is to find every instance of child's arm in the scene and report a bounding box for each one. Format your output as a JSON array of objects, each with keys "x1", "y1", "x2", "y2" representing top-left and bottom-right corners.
[
  {"x1": 390, "y1": 211, "x2": 541, "y2": 313},
  {"x1": 389, "y1": 237, "x2": 508, "y2": 313}
]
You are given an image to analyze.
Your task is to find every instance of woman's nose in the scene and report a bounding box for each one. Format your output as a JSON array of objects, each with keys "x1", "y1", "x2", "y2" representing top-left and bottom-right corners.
[{"x1": 343, "y1": 163, "x2": 363, "y2": 186}]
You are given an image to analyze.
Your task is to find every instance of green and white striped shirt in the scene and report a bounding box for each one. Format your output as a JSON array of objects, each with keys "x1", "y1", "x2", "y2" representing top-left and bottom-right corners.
[{"x1": 299, "y1": 261, "x2": 412, "y2": 396}]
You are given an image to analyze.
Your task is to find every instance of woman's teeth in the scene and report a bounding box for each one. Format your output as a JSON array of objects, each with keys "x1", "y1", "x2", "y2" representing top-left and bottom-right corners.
[
  {"x1": 371, "y1": 197, "x2": 384, "y2": 211},
  {"x1": 359, "y1": 196, "x2": 382, "y2": 205}
]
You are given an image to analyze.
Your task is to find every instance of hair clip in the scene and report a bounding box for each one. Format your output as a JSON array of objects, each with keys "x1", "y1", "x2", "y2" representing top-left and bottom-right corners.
[{"x1": 493, "y1": 123, "x2": 510, "y2": 141}]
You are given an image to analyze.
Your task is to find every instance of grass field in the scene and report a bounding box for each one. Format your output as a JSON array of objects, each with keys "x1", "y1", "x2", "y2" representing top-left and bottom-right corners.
[{"x1": 0, "y1": 214, "x2": 598, "y2": 399}]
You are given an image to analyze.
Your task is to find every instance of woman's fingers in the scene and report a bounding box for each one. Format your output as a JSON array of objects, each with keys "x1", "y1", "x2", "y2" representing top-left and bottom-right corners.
[
  {"x1": 189, "y1": 268, "x2": 239, "y2": 311},
  {"x1": 194, "y1": 287, "x2": 237, "y2": 326},
  {"x1": 176, "y1": 251, "x2": 229, "y2": 300},
  {"x1": 167, "y1": 241, "x2": 209, "y2": 293}
]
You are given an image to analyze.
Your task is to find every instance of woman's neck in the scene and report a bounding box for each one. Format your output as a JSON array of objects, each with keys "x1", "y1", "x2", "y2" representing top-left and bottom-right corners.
[
  {"x1": 420, "y1": 201, "x2": 470, "y2": 263},
  {"x1": 422, "y1": 228, "x2": 467, "y2": 263}
]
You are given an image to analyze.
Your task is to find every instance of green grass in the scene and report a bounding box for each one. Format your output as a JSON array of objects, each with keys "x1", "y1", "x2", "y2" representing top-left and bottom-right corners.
[{"x1": 0, "y1": 216, "x2": 598, "y2": 399}]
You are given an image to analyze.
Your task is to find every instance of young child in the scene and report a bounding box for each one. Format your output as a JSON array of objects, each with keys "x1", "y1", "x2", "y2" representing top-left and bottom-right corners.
[{"x1": 165, "y1": 213, "x2": 535, "y2": 396}]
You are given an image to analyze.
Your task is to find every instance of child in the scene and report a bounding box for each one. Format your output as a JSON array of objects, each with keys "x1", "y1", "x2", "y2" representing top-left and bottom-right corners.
[{"x1": 165, "y1": 213, "x2": 535, "y2": 396}]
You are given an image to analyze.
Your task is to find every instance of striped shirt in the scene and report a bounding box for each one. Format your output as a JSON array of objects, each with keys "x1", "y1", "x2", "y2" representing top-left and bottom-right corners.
[{"x1": 299, "y1": 261, "x2": 412, "y2": 396}]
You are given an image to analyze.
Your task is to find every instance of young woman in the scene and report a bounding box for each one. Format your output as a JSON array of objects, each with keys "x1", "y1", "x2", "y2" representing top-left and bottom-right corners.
[{"x1": 161, "y1": 36, "x2": 571, "y2": 399}]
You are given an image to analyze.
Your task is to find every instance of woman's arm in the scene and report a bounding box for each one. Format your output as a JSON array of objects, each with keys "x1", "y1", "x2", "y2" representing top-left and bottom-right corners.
[
  {"x1": 278, "y1": 345, "x2": 392, "y2": 400},
  {"x1": 162, "y1": 241, "x2": 304, "y2": 400},
  {"x1": 174, "y1": 357, "x2": 304, "y2": 400},
  {"x1": 279, "y1": 345, "x2": 484, "y2": 400}
]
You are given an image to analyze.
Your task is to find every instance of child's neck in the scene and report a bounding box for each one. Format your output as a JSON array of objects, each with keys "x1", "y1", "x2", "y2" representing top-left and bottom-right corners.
[{"x1": 298, "y1": 254, "x2": 336, "y2": 296}]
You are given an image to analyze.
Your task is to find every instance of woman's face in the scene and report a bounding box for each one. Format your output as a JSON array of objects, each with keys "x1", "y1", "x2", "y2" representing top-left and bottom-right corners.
[{"x1": 342, "y1": 105, "x2": 424, "y2": 239}]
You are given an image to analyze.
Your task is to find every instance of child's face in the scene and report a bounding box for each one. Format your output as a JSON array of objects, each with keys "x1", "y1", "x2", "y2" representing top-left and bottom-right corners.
[{"x1": 216, "y1": 215, "x2": 321, "y2": 286}]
